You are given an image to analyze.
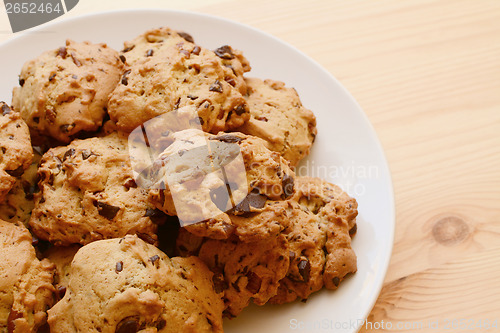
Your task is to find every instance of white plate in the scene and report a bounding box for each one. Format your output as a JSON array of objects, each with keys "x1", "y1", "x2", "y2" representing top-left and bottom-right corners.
[{"x1": 0, "y1": 10, "x2": 395, "y2": 333}]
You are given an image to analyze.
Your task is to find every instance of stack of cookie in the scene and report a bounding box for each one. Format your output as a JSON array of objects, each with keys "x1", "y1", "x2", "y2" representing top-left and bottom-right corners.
[{"x1": 0, "y1": 27, "x2": 357, "y2": 333}]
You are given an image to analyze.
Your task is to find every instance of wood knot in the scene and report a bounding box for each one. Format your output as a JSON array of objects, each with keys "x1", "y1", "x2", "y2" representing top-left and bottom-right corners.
[{"x1": 432, "y1": 216, "x2": 469, "y2": 246}]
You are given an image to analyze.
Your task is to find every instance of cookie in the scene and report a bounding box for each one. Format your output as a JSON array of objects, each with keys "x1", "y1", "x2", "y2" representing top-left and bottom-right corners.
[
  {"x1": 43, "y1": 245, "x2": 80, "y2": 303},
  {"x1": 269, "y1": 177, "x2": 357, "y2": 304},
  {"x1": 235, "y1": 77, "x2": 317, "y2": 166},
  {"x1": 0, "y1": 102, "x2": 33, "y2": 204},
  {"x1": 48, "y1": 235, "x2": 224, "y2": 333},
  {"x1": 12, "y1": 40, "x2": 124, "y2": 142},
  {"x1": 0, "y1": 220, "x2": 55, "y2": 333},
  {"x1": 108, "y1": 28, "x2": 251, "y2": 133},
  {"x1": 0, "y1": 148, "x2": 41, "y2": 226},
  {"x1": 29, "y1": 132, "x2": 164, "y2": 246},
  {"x1": 146, "y1": 130, "x2": 295, "y2": 241},
  {"x1": 176, "y1": 229, "x2": 290, "y2": 318}
]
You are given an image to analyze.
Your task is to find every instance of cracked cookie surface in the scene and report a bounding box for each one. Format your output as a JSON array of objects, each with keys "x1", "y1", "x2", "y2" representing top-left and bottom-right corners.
[
  {"x1": 48, "y1": 235, "x2": 224, "y2": 333},
  {"x1": 12, "y1": 40, "x2": 123, "y2": 142}
]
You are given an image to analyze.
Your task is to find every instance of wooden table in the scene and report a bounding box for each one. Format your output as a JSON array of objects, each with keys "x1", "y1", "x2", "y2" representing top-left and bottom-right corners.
[{"x1": 2, "y1": 1, "x2": 499, "y2": 332}]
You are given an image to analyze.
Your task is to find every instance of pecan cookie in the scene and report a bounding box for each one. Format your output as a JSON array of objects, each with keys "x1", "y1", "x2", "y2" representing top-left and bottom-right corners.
[
  {"x1": 176, "y1": 229, "x2": 290, "y2": 318},
  {"x1": 12, "y1": 40, "x2": 124, "y2": 142},
  {"x1": 0, "y1": 102, "x2": 33, "y2": 204},
  {"x1": 108, "y1": 27, "x2": 250, "y2": 133},
  {"x1": 48, "y1": 235, "x2": 224, "y2": 333},
  {"x1": 270, "y1": 177, "x2": 358, "y2": 304},
  {"x1": 235, "y1": 77, "x2": 317, "y2": 166},
  {"x1": 0, "y1": 220, "x2": 55, "y2": 333},
  {"x1": 146, "y1": 130, "x2": 295, "y2": 241},
  {"x1": 29, "y1": 132, "x2": 164, "y2": 246}
]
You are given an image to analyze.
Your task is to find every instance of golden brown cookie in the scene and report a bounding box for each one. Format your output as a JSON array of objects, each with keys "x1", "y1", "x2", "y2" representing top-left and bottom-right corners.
[
  {"x1": 0, "y1": 148, "x2": 41, "y2": 226},
  {"x1": 48, "y1": 235, "x2": 224, "y2": 333},
  {"x1": 177, "y1": 229, "x2": 290, "y2": 318},
  {"x1": 0, "y1": 102, "x2": 33, "y2": 204},
  {"x1": 29, "y1": 132, "x2": 164, "y2": 246},
  {"x1": 12, "y1": 40, "x2": 124, "y2": 142},
  {"x1": 235, "y1": 77, "x2": 317, "y2": 166},
  {"x1": 108, "y1": 28, "x2": 250, "y2": 133},
  {"x1": 0, "y1": 220, "x2": 55, "y2": 333},
  {"x1": 270, "y1": 177, "x2": 358, "y2": 304},
  {"x1": 146, "y1": 130, "x2": 295, "y2": 241}
]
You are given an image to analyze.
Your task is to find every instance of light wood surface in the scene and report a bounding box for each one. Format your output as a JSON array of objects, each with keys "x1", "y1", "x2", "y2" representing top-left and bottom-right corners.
[{"x1": 1, "y1": 0, "x2": 499, "y2": 332}]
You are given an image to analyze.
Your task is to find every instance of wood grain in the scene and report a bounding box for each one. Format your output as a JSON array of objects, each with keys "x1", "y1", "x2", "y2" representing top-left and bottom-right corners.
[{"x1": 1, "y1": 0, "x2": 499, "y2": 331}]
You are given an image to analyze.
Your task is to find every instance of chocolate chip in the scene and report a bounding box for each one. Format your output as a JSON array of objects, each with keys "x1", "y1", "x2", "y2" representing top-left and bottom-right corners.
[
  {"x1": 57, "y1": 46, "x2": 67, "y2": 58},
  {"x1": 233, "y1": 189, "x2": 268, "y2": 213},
  {"x1": 214, "y1": 45, "x2": 235, "y2": 59},
  {"x1": 123, "y1": 179, "x2": 137, "y2": 190},
  {"x1": 116, "y1": 317, "x2": 139, "y2": 333},
  {"x1": 209, "y1": 134, "x2": 243, "y2": 143},
  {"x1": 115, "y1": 261, "x2": 123, "y2": 273},
  {"x1": 256, "y1": 116, "x2": 268, "y2": 122},
  {"x1": 225, "y1": 76, "x2": 236, "y2": 87},
  {"x1": 121, "y1": 69, "x2": 131, "y2": 85},
  {"x1": 6, "y1": 166, "x2": 24, "y2": 177},
  {"x1": 7, "y1": 309, "x2": 22, "y2": 333},
  {"x1": 149, "y1": 255, "x2": 160, "y2": 264},
  {"x1": 137, "y1": 232, "x2": 156, "y2": 245},
  {"x1": 63, "y1": 148, "x2": 75, "y2": 161},
  {"x1": 144, "y1": 208, "x2": 167, "y2": 225},
  {"x1": 298, "y1": 258, "x2": 311, "y2": 282},
  {"x1": 146, "y1": 49, "x2": 154, "y2": 57},
  {"x1": 349, "y1": 223, "x2": 357, "y2": 237},
  {"x1": 282, "y1": 174, "x2": 294, "y2": 199},
  {"x1": 2, "y1": 103, "x2": 11, "y2": 115},
  {"x1": 32, "y1": 117, "x2": 40, "y2": 124},
  {"x1": 233, "y1": 104, "x2": 247, "y2": 115},
  {"x1": 192, "y1": 45, "x2": 201, "y2": 55},
  {"x1": 19, "y1": 78, "x2": 25, "y2": 87},
  {"x1": 178, "y1": 149, "x2": 187, "y2": 156},
  {"x1": 95, "y1": 201, "x2": 120, "y2": 220},
  {"x1": 209, "y1": 186, "x2": 230, "y2": 211},
  {"x1": 57, "y1": 285, "x2": 67, "y2": 299},
  {"x1": 122, "y1": 45, "x2": 135, "y2": 53},
  {"x1": 332, "y1": 276, "x2": 340, "y2": 287},
  {"x1": 70, "y1": 52, "x2": 81, "y2": 67},
  {"x1": 245, "y1": 271, "x2": 262, "y2": 294},
  {"x1": 178, "y1": 31, "x2": 194, "y2": 43},
  {"x1": 119, "y1": 55, "x2": 126, "y2": 63},
  {"x1": 48, "y1": 73, "x2": 56, "y2": 82},
  {"x1": 209, "y1": 80, "x2": 223, "y2": 93},
  {"x1": 187, "y1": 94, "x2": 198, "y2": 100},
  {"x1": 156, "y1": 319, "x2": 166, "y2": 330}
]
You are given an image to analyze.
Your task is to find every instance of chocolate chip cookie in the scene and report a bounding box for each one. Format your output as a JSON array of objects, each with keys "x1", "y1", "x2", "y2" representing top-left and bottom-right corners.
[
  {"x1": 235, "y1": 77, "x2": 317, "y2": 166},
  {"x1": 176, "y1": 229, "x2": 290, "y2": 318},
  {"x1": 270, "y1": 177, "x2": 358, "y2": 304},
  {"x1": 0, "y1": 220, "x2": 55, "y2": 333},
  {"x1": 147, "y1": 130, "x2": 295, "y2": 241},
  {"x1": 0, "y1": 148, "x2": 41, "y2": 226},
  {"x1": 108, "y1": 27, "x2": 250, "y2": 133},
  {"x1": 43, "y1": 245, "x2": 80, "y2": 303},
  {"x1": 12, "y1": 40, "x2": 124, "y2": 142},
  {"x1": 29, "y1": 132, "x2": 163, "y2": 246},
  {"x1": 48, "y1": 235, "x2": 224, "y2": 332}
]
